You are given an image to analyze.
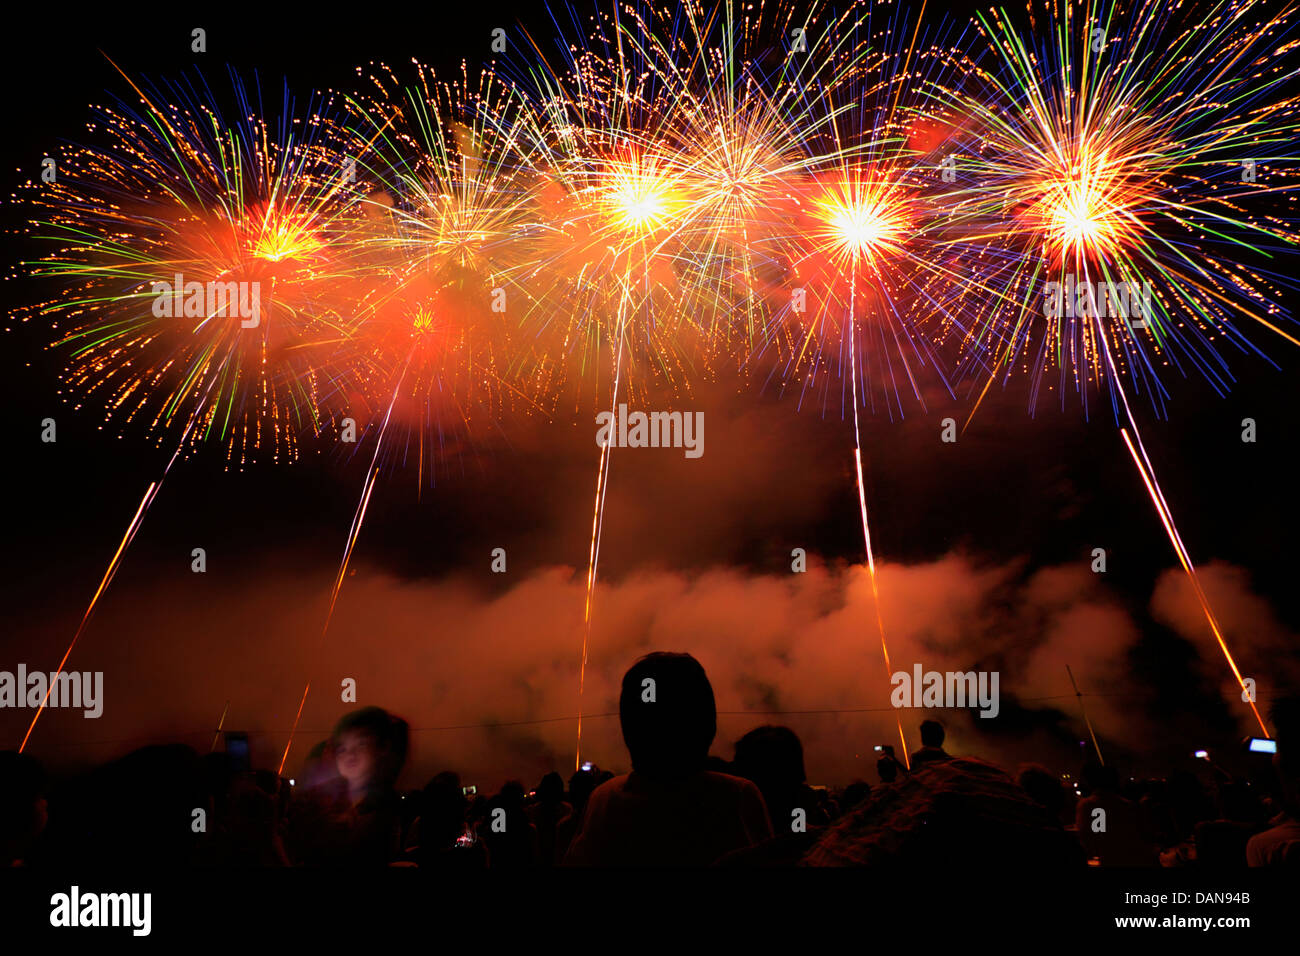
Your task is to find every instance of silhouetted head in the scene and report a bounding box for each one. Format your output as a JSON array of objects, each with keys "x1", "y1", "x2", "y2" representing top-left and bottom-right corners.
[
  {"x1": 423, "y1": 770, "x2": 462, "y2": 800},
  {"x1": 568, "y1": 769, "x2": 599, "y2": 809},
  {"x1": 1017, "y1": 763, "x2": 1066, "y2": 820},
  {"x1": 920, "y1": 720, "x2": 945, "y2": 748},
  {"x1": 537, "y1": 771, "x2": 565, "y2": 804},
  {"x1": 496, "y1": 780, "x2": 526, "y2": 810},
  {"x1": 1080, "y1": 759, "x2": 1119, "y2": 794},
  {"x1": 619, "y1": 652, "x2": 716, "y2": 780},
  {"x1": 842, "y1": 780, "x2": 872, "y2": 812},
  {"x1": 877, "y1": 755, "x2": 899, "y2": 783},
  {"x1": 734, "y1": 725, "x2": 806, "y2": 791},
  {"x1": 82, "y1": 745, "x2": 207, "y2": 866}
]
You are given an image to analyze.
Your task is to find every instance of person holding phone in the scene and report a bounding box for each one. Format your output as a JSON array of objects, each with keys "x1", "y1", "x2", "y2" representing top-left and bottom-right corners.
[
  {"x1": 875, "y1": 745, "x2": 905, "y2": 783},
  {"x1": 1247, "y1": 698, "x2": 1300, "y2": 866}
]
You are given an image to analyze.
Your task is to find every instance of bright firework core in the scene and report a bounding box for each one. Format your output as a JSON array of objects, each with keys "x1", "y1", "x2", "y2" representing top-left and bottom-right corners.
[
  {"x1": 1035, "y1": 152, "x2": 1128, "y2": 259},
  {"x1": 1049, "y1": 181, "x2": 1120, "y2": 257},
  {"x1": 815, "y1": 184, "x2": 908, "y2": 260},
  {"x1": 248, "y1": 205, "x2": 324, "y2": 263},
  {"x1": 601, "y1": 159, "x2": 679, "y2": 234}
]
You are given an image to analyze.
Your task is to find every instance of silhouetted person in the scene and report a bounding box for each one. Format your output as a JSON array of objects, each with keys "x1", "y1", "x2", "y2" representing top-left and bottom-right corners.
[
  {"x1": 1248, "y1": 697, "x2": 1300, "y2": 866},
  {"x1": 527, "y1": 772, "x2": 572, "y2": 866},
  {"x1": 408, "y1": 772, "x2": 486, "y2": 869},
  {"x1": 565, "y1": 652, "x2": 773, "y2": 865},
  {"x1": 50, "y1": 745, "x2": 208, "y2": 867},
  {"x1": 556, "y1": 767, "x2": 601, "y2": 861},
  {"x1": 478, "y1": 780, "x2": 537, "y2": 867},
  {"x1": 1018, "y1": 763, "x2": 1068, "y2": 826},
  {"x1": 876, "y1": 745, "x2": 905, "y2": 783},
  {"x1": 909, "y1": 720, "x2": 951, "y2": 768},
  {"x1": 1075, "y1": 760, "x2": 1156, "y2": 865},
  {"x1": 733, "y1": 725, "x2": 828, "y2": 834}
]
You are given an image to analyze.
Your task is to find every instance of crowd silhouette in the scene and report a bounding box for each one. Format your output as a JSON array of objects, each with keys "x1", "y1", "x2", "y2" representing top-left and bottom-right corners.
[{"x1": 2, "y1": 652, "x2": 1296, "y2": 868}]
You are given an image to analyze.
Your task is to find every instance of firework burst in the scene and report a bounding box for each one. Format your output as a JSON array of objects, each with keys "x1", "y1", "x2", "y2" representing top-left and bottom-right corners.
[
  {"x1": 935, "y1": 0, "x2": 1300, "y2": 418},
  {"x1": 933, "y1": 0, "x2": 1300, "y2": 734},
  {"x1": 17, "y1": 67, "x2": 366, "y2": 465}
]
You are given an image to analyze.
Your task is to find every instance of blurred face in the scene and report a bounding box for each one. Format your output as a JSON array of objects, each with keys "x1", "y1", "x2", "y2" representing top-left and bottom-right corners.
[{"x1": 334, "y1": 730, "x2": 377, "y2": 790}]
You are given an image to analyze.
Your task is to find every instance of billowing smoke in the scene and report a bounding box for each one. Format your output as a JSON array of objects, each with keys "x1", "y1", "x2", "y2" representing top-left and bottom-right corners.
[{"x1": 11, "y1": 548, "x2": 1278, "y2": 790}]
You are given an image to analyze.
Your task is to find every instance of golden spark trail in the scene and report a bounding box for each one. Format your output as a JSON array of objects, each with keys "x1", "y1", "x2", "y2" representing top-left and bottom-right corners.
[
  {"x1": 1119, "y1": 428, "x2": 1269, "y2": 737},
  {"x1": 19, "y1": 376, "x2": 220, "y2": 752},
  {"x1": 846, "y1": 265, "x2": 910, "y2": 768},
  {"x1": 279, "y1": 356, "x2": 412, "y2": 775},
  {"x1": 210, "y1": 700, "x2": 231, "y2": 754},
  {"x1": 1078, "y1": 258, "x2": 1269, "y2": 737},
  {"x1": 18, "y1": 482, "x2": 156, "y2": 752},
  {"x1": 576, "y1": 281, "x2": 632, "y2": 771}
]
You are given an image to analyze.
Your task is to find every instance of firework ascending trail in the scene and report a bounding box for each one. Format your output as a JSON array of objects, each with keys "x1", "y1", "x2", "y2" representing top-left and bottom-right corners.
[
  {"x1": 578, "y1": 285, "x2": 630, "y2": 770},
  {"x1": 18, "y1": 482, "x2": 154, "y2": 752},
  {"x1": 279, "y1": 353, "x2": 409, "y2": 775},
  {"x1": 809, "y1": 168, "x2": 928, "y2": 767},
  {"x1": 848, "y1": 264, "x2": 912, "y2": 768},
  {"x1": 1119, "y1": 428, "x2": 1268, "y2": 733},
  {"x1": 567, "y1": 173, "x2": 683, "y2": 768},
  {"x1": 940, "y1": 0, "x2": 1300, "y2": 734}
]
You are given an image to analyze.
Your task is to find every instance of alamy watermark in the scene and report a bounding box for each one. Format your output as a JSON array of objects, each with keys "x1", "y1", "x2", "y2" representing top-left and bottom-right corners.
[
  {"x1": 0, "y1": 665, "x2": 103, "y2": 718},
  {"x1": 891, "y1": 664, "x2": 999, "y2": 718},
  {"x1": 50, "y1": 886, "x2": 151, "y2": 936},
  {"x1": 595, "y1": 403, "x2": 704, "y2": 458},
  {"x1": 151, "y1": 274, "x2": 261, "y2": 328},
  {"x1": 1043, "y1": 274, "x2": 1153, "y2": 329}
]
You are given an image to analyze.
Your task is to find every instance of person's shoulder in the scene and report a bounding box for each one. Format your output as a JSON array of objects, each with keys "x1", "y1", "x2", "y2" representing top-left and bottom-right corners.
[
  {"x1": 1245, "y1": 826, "x2": 1280, "y2": 865},
  {"x1": 700, "y1": 771, "x2": 763, "y2": 795},
  {"x1": 701, "y1": 770, "x2": 748, "y2": 784},
  {"x1": 1248, "y1": 819, "x2": 1300, "y2": 846},
  {"x1": 586, "y1": 773, "x2": 632, "y2": 802}
]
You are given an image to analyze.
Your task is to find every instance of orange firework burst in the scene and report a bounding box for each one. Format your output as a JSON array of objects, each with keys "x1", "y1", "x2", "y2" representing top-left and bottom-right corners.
[
  {"x1": 812, "y1": 177, "x2": 912, "y2": 263},
  {"x1": 939, "y1": 0, "x2": 1300, "y2": 414},
  {"x1": 16, "y1": 67, "x2": 365, "y2": 466}
]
